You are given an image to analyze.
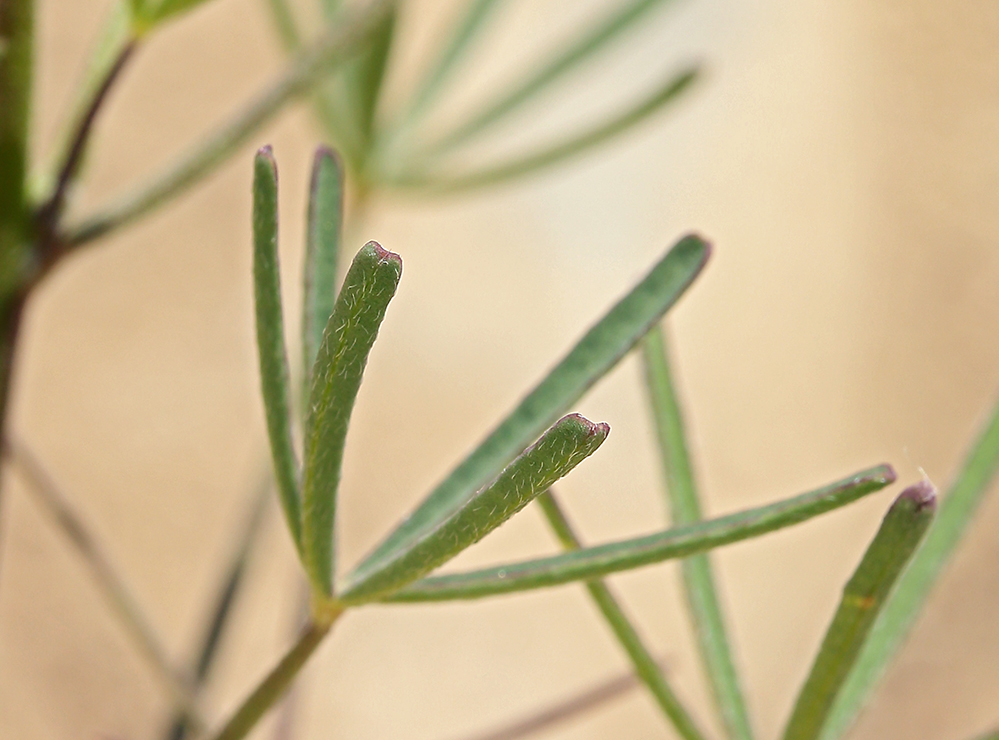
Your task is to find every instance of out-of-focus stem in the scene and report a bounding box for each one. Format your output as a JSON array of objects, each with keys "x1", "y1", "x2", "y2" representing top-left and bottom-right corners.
[{"x1": 3, "y1": 436, "x2": 205, "y2": 733}]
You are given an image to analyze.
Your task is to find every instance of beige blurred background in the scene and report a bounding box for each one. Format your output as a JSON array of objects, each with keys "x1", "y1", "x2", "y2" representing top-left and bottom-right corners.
[{"x1": 2, "y1": 0, "x2": 998, "y2": 738}]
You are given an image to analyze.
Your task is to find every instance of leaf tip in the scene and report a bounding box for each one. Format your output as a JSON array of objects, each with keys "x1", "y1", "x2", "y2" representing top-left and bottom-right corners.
[
  {"x1": 255, "y1": 145, "x2": 278, "y2": 179},
  {"x1": 896, "y1": 479, "x2": 937, "y2": 513},
  {"x1": 559, "y1": 412, "x2": 610, "y2": 442},
  {"x1": 365, "y1": 240, "x2": 403, "y2": 272}
]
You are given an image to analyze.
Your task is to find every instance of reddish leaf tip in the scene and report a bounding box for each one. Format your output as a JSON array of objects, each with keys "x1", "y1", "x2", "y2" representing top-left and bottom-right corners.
[
  {"x1": 898, "y1": 479, "x2": 937, "y2": 512},
  {"x1": 560, "y1": 413, "x2": 610, "y2": 439},
  {"x1": 367, "y1": 241, "x2": 402, "y2": 269}
]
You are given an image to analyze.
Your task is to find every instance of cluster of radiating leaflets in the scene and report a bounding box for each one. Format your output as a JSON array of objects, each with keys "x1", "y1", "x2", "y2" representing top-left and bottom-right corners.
[
  {"x1": 4, "y1": 1, "x2": 999, "y2": 739},
  {"x1": 240, "y1": 141, "x2": 954, "y2": 740}
]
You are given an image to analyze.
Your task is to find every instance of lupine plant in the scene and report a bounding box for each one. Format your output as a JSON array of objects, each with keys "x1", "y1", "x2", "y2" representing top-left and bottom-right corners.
[{"x1": 1, "y1": 1, "x2": 998, "y2": 740}]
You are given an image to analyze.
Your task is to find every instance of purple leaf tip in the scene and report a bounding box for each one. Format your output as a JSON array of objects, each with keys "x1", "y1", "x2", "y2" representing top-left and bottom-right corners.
[{"x1": 898, "y1": 479, "x2": 937, "y2": 512}]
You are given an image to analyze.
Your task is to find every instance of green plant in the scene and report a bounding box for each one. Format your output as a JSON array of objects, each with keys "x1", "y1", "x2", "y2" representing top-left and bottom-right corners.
[{"x1": 2, "y1": 2, "x2": 998, "y2": 740}]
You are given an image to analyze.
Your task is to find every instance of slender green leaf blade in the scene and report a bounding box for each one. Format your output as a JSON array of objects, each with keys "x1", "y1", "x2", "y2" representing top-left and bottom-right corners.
[
  {"x1": 347, "y1": 234, "x2": 710, "y2": 590},
  {"x1": 383, "y1": 0, "x2": 502, "y2": 150},
  {"x1": 820, "y1": 399, "x2": 999, "y2": 740},
  {"x1": 385, "y1": 465, "x2": 897, "y2": 602},
  {"x1": 302, "y1": 146, "x2": 343, "y2": 389},
  {"x1": 426, "y1": 0, "x2": 680, "y2": 155},
  {"x1": 538, "y1": 491, "x2": 708, "y2": 740},
  {"x1": 641, "y1": 326, "x2": 754, "y2": 740},
  {"x1": 340, "y1": 6, "x2": 395, "y2": 150},
  {"x1": 252, "y1": 147, "x2": 302, "y2": 553},
  {"x1": 302, "y1": 241, "x2": 402, "y2": 596},
  {"x1": 340, "y1": 414, "x2": 610, "y2": 603},
  {"x1": 782, "y1": 482, "x2": 936, "y2": 740},
  {"x1": 392, "y1": 66, "x2": 699, "y2": 193}
]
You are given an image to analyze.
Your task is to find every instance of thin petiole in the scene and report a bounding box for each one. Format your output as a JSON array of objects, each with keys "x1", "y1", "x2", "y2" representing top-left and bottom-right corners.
[
  {"x1": 207, "y1": 616, "x2": 338, "y2": 740},
  {"x1": 537, "y1": 490, "x2": 708, "y2": 740},
  {"x1": 641, "y1": 325, "x2": 754, "y2": 740}
]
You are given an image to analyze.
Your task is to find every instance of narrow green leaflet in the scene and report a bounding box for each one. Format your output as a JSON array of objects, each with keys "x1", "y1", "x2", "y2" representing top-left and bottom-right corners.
[
  {"x1": 302, "y1": 242, "x2": 402, "y2": 597},
  {"x1": 302, "y1": 146, "x2": 343, "y2": 389},
  {"x1": 340, "y1": 414, "x2": 610, "y2": 603},
  {"x1": 252, "y1": 148, "x2": 302, "y2": 552},
  {"x1": 395, "y1": 66, "x2": 699, "y2": 193},
  {"x1": 381, "y1": 0, "x2": 503, "y2": 153},
  {"x1": 425, "y1": 0, "x2": 680, "y2": 155},
  {"x1": 537, "y1": 491, "x2": 708, "y2": 740},
  {"x1": 782, "y1": 482, "x2": 936, "y2": 740},
  {"x1": 820, "y1": 398, "x2": 999, "y2": 740},
  {"x1": 346, "y1": 235, "x2": 710, "y2": 591},
  {"x1": 641, "y1": 326, "x2": 754, "y2": 740},
  {"x1": 338, "y1": 6, "x2": 396, "y2": 152},
  {"x1": 385, "y1": 465, "x2": 896, "y2": 602}
]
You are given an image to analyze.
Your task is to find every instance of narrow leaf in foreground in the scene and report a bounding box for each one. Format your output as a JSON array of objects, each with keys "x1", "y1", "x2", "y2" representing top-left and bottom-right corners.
[
  {"x1": 820, "y1": 398, "x2": 999, "y2": 740},
  {"x1": 340, "y1": 415, "x2": 610, "y2": 603},
  {"x1": 396, "y1": 66, "x2": 699, "y2": 193},
  {"x1": 641, "y1": 325, "x2": 754, "y2": 740},
  {"x1": 385, "y1": 465, "x2": 896, "y2": 602},
  {"x1": 253, "y1": 147, "x2": 302, "y2": 552},
  {"x1": 782, "y1": 481, "x2": 936, "y2": 740},
  {"x1": 537, "y1": 491, "x2": 708, "y2": 740},
  {"x1": 348, "y1": 234, "x2": 709, "y2": 590},
  {"x1": 302, "y1": 146, "x2": 343, "y2": 388},
  {"x1": 302, "y1": 241, "x2": 402, "y2": 596}
]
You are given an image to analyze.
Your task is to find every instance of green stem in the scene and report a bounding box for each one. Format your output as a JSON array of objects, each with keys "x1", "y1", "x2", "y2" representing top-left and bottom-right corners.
[
  {"x1": 208, "y1": 617, "x2": 337, "y2": 740},
  {"x1": 537, "y1": 491, "x2": 708, "y2": 740},
  {"x1": 63, "y1": 0, "x2": 394, "y2": 247},
  {"x1": 641, "y1": 325, "x2": 754, "y2": 740}
]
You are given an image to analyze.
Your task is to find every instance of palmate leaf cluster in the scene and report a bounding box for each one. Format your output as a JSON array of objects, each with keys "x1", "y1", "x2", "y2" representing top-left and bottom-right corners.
[
  {"x1": 1, "y1": 1, "x2": 998, "y2": 740},
  {"x1": 245, "y1": 140, "x2": 942, "y2": 740}
]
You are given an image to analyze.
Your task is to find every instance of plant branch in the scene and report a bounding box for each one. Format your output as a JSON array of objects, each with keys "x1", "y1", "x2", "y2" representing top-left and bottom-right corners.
[
  {"x1": 34, "y1": 40, "x2": 136, "y2": 256},
  {"x1": 2, "y1": 435, "x2": 205, "y2": 734},
  {"x1": 208, "y1": 617, "x2": 337, "y2": 740},
  {"x1": 641, "y1": 325, "x2": 754, "y2": 740},
  {"x1": 62, "y1": 0, "x2": 394, "y2": 248},
  {"x1": 450, "y1": 658, "x2": 664, "y2": 740},
  {"x1": 537, "y1": 490, "x2": 707, "y2": 740}
]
